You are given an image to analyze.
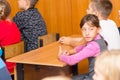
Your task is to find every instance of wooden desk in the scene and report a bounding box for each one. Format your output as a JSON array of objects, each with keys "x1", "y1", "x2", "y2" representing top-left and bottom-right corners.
[{"x1": 7, "y1": 41, "x2": 72, "y2": 80}]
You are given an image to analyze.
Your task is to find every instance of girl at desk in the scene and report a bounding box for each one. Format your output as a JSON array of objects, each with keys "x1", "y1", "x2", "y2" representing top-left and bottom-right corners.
[
  {"x1": 0, "y1": 48, "x2": 12, "y2": 80},
  {"x1": 59, "y1": 14, "x2": 107, "y2": 80},
  {"x1": 0, "y1": 0, "x2": 21, "y2": 75}
]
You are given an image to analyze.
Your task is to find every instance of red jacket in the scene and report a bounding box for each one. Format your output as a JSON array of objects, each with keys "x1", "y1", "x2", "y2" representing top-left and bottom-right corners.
[{"x1": 0, "y1": 20, "x2": 21, "y2": 73}]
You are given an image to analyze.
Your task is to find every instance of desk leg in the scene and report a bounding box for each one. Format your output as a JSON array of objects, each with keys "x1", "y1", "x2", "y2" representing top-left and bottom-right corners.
[{"x1": 16, "y1": 63, "x2": 24, "y2": 80}]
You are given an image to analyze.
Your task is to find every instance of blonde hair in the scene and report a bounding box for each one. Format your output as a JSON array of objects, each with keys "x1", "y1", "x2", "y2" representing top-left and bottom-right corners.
[
  {"x1": 0, "y1": 1, "x2": 11, "y2": 20},
  {"x1": 42, "y1": 76, "x2": 71, "y2": 80},
  {"x1": 95, "y1": 50, "x2": 120, "y2": 80}
]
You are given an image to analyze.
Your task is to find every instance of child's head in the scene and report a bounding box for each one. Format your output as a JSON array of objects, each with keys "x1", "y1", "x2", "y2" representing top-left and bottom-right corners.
[
  {"x1": 0, "y1": 1, "x2": 11, "y2": 20},
  {"x1": 93, "y1": 50, "x2": 120, "y2": 80},
  {"x1": 80, "y1": 14, "x2": 100, "y2": 42},
  {"x1": 42, "y1": 75, "x2": 71, "y2": 80},
  {"x1": 0, "y1": 0, "x2": 6, "y2": 1},
  {"x1": 18, "y1": 0, "x2": 38, "y2": 10},
  {"x1": 87, "y1": 0, "x2": 112, "y2": 20}
]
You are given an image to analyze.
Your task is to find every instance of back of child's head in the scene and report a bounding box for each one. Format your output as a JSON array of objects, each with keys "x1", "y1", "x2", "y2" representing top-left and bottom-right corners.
[
  {"x1": 95, "y1": 50, "x2": 120, "y2": 80},
  {"x1": 80, "y1": 14, "x2": 100, "y2": 28},
  {"x1": 0, "y1": 1, "x2": 11, "y2": 20},
  {"x1": 42, "y1": 75, "x2": 71, "y2": 80},
  {"x1": 90, "y1": 0, "x2": 112, "y2": 19},
  {"x1": 29, "y1": 0, "x2": 38, "y2": 8},
  {"x1": 0, "y1": 0, "x2": 6, "y2": 1}
]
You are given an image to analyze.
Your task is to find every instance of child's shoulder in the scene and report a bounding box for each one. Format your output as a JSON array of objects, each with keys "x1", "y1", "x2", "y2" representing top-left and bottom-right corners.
[
  {"x1": 100, "y1": 19, "x2": 116, "y2": 24},
  {"x1": 107, "y1": 19, "x2": 116, "y2": 24},
  {"x1": 100, "y1": 19, "x2": 117, "y2": 27},
  {"x1": 16, "y1": 8, "x2": 39, "y2": 16}
]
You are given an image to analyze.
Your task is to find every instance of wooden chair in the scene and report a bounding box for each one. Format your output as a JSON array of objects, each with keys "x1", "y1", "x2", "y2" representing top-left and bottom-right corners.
[
  {"x1": 38, "y1": 33, "x2": 60, "y2": 47},
  {"x1": 118, "y1": 27, "x2": 120, "y2": 34},
  {"x1": 1, "y1": 41, "x2": 24, "y2": 60},
  {"x1": 1, "y1": 41, "x2": 24, "y2": 80}
]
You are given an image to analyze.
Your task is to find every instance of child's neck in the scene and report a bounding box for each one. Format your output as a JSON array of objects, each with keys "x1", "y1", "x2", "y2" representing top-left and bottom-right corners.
[
  {"x1": 21, "y1": 4, "x2": 30, "y2": 10},
  {"x1": 24, "y1": 6, "x2": 30, "y2": 10},
  {"x1": 99, "y1": 16, "x2": 108, "y2": 20}
]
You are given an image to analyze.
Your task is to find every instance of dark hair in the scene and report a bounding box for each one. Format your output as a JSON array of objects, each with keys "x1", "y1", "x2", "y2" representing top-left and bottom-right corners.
[
  {"x1": 0, "y1": 1, "x2": 11, "y2": 20},
  {"x1": 29, "y1": 0, "x2": 38, "y2": 8},
  {"x1": 91, "y1": 0, "x2": 112, "y2": 18},
  {"x1": 80, "y1": 14, "x2": 100, "y2": 28}
]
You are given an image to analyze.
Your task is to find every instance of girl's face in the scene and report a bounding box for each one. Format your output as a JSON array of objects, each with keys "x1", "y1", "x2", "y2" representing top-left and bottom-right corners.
[
  {"x1": 18, "y1": 0, "x2": 28, "y2": 10},
  {"x1": 93, "y1": 66, "x2": 105, "y2": 80},
  {"x1": 82, "y1": 22, "x2": 100, "y2": 42}
]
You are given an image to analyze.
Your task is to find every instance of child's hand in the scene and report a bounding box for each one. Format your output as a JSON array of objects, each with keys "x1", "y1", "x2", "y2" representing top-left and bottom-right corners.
[
  {"x1": 62, "y1": 50, "x2": 69, "y2": 55},
  {"x1": 59, "y1": 46, "x2": 62, "y2": 56},
  {"x1": 118, "y1": 10, "x2": 120, "y2": 19},
  {"x1": 69, "y1": 49, "x2": 76, "y2": 55},
  {"x1": 58, "y1": 46, "x2": 70, "y2": 57},
  {"x1": 59, "y1": 36, "x2": 72, "y2": 45}
]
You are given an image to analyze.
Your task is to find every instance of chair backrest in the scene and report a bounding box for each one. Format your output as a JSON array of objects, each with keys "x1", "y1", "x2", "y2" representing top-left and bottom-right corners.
[
  {"x1": 38, "y1": 33, "x2": 60, "y2": 47},
  {"x1": 1, "y1": 41, "x2": 24, "y2": 60},
  {"x1": 118, "y1": 27, "x2": 120, "y2": 34}
]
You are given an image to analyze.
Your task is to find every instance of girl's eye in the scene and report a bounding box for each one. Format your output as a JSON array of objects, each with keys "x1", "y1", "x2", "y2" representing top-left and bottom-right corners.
[
  {"x1": 90, "y1": 28, "x2": 94, "y2": 30},
  {"x1": 90, "y1": 28, "x2": 93, "y2": 30},
  {"x1": 82, "y1": 28, "x2": 86, "y2": 31}
]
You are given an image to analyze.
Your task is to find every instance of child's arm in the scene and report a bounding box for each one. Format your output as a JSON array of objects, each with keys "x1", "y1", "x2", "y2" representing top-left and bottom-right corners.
[
  {"x1": 58, "y1": 46, "x2": 76, "y2": 59},
  {"x1": 59, "y1": 42, "x2": 100, "y2": 65},
  {"x1": 69, "y1": 49, "x2": 76, "y2": 55},
  {"x1": 59, "y1": 36, "x2": 85, "y2": 47},
  {"x1": 58, "y1": 46, "x2": 70, "y2": 57},
  {"x1": 118, "y1": 10, "x2": 120, "y2": 19},
  {"x1": 59, "y1": 36, "x2": 72, "y2": 45}
]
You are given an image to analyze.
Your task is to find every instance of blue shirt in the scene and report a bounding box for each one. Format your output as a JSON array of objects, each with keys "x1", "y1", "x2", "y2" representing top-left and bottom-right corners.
[
  {"x1": 0, "y1": 49, "x2": 5, "y2": 69},
  {"x1": 0, "y1": 48, "x2": 2, "y2": 56},
  {"x1": 0, "y1": 58, "x2": 5, "y2": 69}
]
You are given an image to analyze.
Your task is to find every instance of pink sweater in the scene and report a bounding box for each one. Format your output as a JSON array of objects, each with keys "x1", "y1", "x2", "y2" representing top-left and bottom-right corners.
[{"x1": 59, "y1": 35, "x2": 101, "y2": 65}]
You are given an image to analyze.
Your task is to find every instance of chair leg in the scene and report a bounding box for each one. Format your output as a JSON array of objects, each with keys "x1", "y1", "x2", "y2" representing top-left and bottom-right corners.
[
  {"x1": 56, "y1": 33, "x2": 60, "y2": 41},
  {"x1": 16, "y1": 63, "x2": 24, "y2": 80},
  {"x1": 71, "y1": 64, "x2": 78, "y2": 76},
  {"x1": 11, "y1": 74, "x2": 14, "y2": 80}
]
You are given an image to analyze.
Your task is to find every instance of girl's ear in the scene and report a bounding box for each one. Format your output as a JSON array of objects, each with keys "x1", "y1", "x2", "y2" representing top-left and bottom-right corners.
[
  {"x1": 97, "y1": 27, "x2": 101, "y2": 33},
  {"x1": 94, "y1": 11, "x2": 99, "y2": 17},
  {"x1": 26, "y1": 0, "x2": 30, "y2": 7}
]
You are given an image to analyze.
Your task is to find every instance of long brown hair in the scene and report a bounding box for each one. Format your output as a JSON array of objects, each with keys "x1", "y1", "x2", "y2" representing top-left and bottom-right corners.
[{"x1": 80, "y1": 14, "x2": 100, "y2": 28}]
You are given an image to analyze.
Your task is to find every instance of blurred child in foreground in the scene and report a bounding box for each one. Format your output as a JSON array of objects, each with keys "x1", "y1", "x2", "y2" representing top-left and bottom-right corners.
[
  {"x1": 42, "y1": 75, "x2": 71, "y2": 80},
  {"x1": 0, "y1": 48, "x2": 12, "y2": 80},
  {"x1": 93, "y1": 50, "x2": 120, "y2": 80}
]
